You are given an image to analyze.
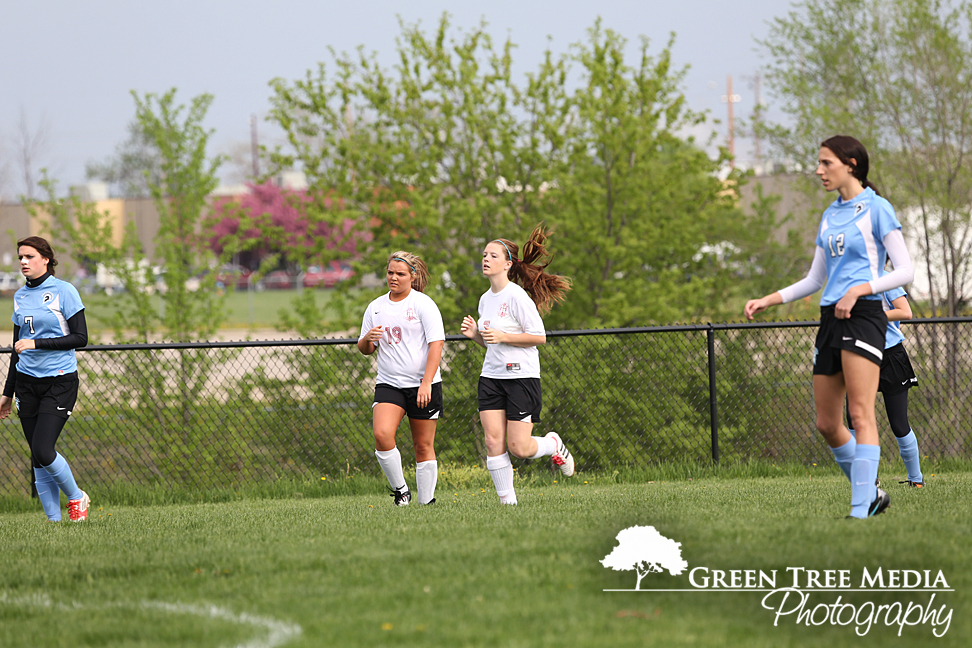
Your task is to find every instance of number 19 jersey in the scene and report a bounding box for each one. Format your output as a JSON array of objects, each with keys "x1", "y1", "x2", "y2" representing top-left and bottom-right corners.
[
  {"x1": 359, "y1": 290, "x2": 445, "y2": 388},
  {"x1": 816, "y1": 187, "x2": 902, "y2": 307}
]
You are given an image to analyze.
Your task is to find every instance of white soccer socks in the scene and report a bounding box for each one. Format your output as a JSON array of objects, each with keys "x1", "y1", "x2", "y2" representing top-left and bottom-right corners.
[
  {"x1": 486, "y1": 452, "x2": 517, "y2": 505},
  {"x1": 415, "y1": 459, "x2": 438, "y2": 505},
  {"x1": 528, "y1": 435, "x2": 557, "y2": 459},
  {"x1": 375, "y1": 447, "x2": 408, "y2": 493}
]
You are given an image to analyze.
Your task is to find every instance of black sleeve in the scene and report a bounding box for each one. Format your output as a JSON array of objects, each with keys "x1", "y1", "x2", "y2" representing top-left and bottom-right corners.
[
  {"x1": 32, "y1": 309, "x2": 88, "y2": 351},
  {"x1": 3, "y1": 325, "x2": 20, "y2": 398}
]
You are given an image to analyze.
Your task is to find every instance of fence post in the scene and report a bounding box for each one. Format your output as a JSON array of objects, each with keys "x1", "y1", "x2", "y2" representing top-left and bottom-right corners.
[{"x1": 707, "y1": 325, "x2": 719, "y2": 464}]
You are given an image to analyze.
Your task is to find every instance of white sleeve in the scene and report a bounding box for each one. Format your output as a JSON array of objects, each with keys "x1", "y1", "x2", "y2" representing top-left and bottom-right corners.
[
  {"x1": 511, "y1": 290, "x2": 545, "y2": 335},
  {"x1": 869, "y1": 229, "x2": 914, "y2": 295},
  {"x1": 778, "y1": 246, "x2": 827, "y2": 304},
  {"x1": 358, "y1": 306, "x2": 373, "y2": 341},
  {"x1": 419, "y1": 296, "x2": 445, "y2": 343}
]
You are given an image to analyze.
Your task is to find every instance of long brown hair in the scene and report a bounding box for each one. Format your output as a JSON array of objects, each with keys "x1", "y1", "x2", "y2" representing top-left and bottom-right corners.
[
  {"x1": 17, "y1": 236, "x2": 58, "y2": 275},
  {"x1": 493, "y1": 224, "x2": 571, "y2": 314},
  {"x1": 821, "y1": 135, "x2": 881, "y2": 196},
  {"x1": 387, "y1": 250, "x2": 430, "y2": 292}
]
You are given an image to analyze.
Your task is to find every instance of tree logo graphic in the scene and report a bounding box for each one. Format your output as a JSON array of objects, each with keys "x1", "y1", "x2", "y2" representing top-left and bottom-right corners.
[{"x1": 601, "y1": 525, "x2": 688, "y2": 590}]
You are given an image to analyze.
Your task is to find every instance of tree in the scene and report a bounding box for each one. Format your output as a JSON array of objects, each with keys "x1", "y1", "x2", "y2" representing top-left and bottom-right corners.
[
  {"x1": 548, "y1": 23, "x2": 744, "y2": 327},
  {"x1": 85, "y1": 118, "x2": 163, "y2": 198},
  {"x1": 267, "y1": 16, "x2": 560, "y2": 332},
  {"x1": 267, "y1": 16, "x2": 754, "y2": 332},
  {"x1": 760, "y1": 0, "x2": 972, "y2": 319},
  {"x1": 206, "y1": 181, "x2": 361, "y2": 272},
  {"x1": 13, "y1": 108, "x2": 52, "y2": 200},
  {"x1": 601, "y1": 525, "x2": 689, "y2": 590}
]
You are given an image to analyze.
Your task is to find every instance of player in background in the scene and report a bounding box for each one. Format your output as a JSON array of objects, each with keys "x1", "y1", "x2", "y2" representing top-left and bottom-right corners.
[
  {"x1": 845, "y1": 288, "x2": 924, "y2": 487},
  {"x1": 744, "y1": 135, "x2": 914, "y2": 519},
  {"x1": 460, "y1": 224, "x2": 573, "y2": 505},
  {"x1": 0, "y1": 237, "x2": 90, "y2": 521},
  {"x1": 358, "y1": 252, "x2": 445, "y2": 506}
]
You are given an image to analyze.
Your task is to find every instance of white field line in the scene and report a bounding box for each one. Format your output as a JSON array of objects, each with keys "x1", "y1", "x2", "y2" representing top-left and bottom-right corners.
[{"x1": 0, "y1": 593, "x2": 301, "y2": 648}]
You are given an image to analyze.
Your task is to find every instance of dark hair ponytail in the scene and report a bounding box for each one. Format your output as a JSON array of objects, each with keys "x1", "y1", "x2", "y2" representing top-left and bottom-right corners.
[
  {"x1": 17, "y1": 236, "x2": 58, "y2": 275},
  {"x1": 494, "y1": 224, "x2": 571, "y2": 314},
  {"x1": 820, "y1": 135, "x2": 881, "y2": 196}
]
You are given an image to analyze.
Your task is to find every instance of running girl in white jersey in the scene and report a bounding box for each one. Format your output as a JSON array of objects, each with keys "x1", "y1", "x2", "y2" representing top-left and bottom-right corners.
[
  {"x1": 358, "y1": 252, "x2": 445, "y2": 506},
  {"x1": 745, "y1": 135, "x2": 914, "y2": 519},
  {"x1": 460, "y1": 224, "x2": 573, "y2": 505},
  {"x1": 0, "y1": 237, "x2": 90, "y2": 521}
]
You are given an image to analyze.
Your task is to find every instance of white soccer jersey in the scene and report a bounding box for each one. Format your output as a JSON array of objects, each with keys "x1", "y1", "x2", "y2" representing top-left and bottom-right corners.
[
  {"x1": 477, "y1": 282, "x2": 545, "y2": 379},
  {"x1": 359, "y1": 290, "x2": 445, "y2": 388}
]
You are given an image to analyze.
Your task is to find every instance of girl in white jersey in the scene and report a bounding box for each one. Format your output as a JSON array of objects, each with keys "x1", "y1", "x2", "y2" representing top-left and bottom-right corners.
[
  {"x1": 358, "y1": 251, "x2": 445, "y2": 506},
  {"x1": 745, "y1": 136, "x2": 914, "y2": 519},
  {"x1": 0, "y1": 237, "x2": 90, "y2": 522},
  {"x1": 460, "y1": 224, "x2": 573, "y2": 505}
]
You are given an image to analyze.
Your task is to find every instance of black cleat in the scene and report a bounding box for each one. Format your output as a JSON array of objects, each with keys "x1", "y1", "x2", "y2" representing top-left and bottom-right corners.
[
  {"x1": 868, "y1": 488, "x2": 890, "y2": 517},
  {"x1": 899, "y1": 479, "x2": 924, "y2": 488},
  {"x1": 388, "y1": 486, "x2": 411, "y2": 507}
]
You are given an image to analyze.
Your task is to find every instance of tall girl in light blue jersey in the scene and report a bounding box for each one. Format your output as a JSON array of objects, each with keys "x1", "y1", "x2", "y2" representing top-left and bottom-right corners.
[
  {"x1": 745, "y1": 135, "x2": 915, "y2": 519},
  {"x1": 0, "y1": 237, "x2": 90, "y2": 521},
  {"x1": 846, "y1": 288, "x2": 924, "y2": 487}
]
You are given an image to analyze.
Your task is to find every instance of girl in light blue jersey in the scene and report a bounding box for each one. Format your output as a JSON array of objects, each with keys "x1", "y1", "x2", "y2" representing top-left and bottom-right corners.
[
  {"x1": 846, "y1": 288, "x2": 924, "y2": 487},
  {"x1": 745, "y1": 136, "x2": 915, "y2": 519},
  {"x1": 0, "y1": 237, "x2": 90, "y2": 521}
]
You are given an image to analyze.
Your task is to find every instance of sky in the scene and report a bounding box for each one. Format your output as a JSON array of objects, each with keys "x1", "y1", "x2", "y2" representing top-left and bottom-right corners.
[{"x1": 0, "y1": 0, "x2": 795, "y2": 199}]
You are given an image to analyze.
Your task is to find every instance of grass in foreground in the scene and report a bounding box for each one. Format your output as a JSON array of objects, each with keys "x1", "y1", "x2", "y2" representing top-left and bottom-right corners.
[{"x1": 1, "y1": 469, "x2": 969, "y2": 648}]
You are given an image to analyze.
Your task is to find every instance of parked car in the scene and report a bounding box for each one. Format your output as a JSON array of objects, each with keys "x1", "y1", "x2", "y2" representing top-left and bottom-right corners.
[
  {"x1": 303, "y1": 262, "x2": 355, "y2": 289},
  {"x1": 263, "y1": 270, "x2": 298, "y2": 290},
  {"x1": 215, "y1": 264, "x2": 253, "y2": 290}
]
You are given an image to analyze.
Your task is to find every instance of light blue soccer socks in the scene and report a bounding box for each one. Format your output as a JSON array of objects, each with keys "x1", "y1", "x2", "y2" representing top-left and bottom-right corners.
[
  {"x1": 849, "y1": 444, "x2": 881, "y2": 518},
  {"x1": 42, "y1": 453, "x2": 83, "y2": 502},
  {"x1": 895, "y1": 431, "x2": 923, "y2": 484},
  {"x1": 831, "y1": 436, "x2": 857, "y2": 482},
  {"x1": 34, "y1": 467, "x2": 62, "y2": 521}
]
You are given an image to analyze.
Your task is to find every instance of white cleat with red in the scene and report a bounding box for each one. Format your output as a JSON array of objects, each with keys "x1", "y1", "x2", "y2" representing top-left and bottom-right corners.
[
  {"x1": 546, "y1": 432, "x2": 575, "y2": 477},
  {"x1": 68, "y1": 491, "x2": 90, "y2": 522}
]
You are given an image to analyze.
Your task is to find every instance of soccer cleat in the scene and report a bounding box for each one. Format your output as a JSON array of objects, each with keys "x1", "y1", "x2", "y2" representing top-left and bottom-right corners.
[
  {"x1": 546, "y1": 432, "x2": 575, "y2": 478},
  {"x1": 867, "y1": 488, "x2": 890, "y2": 517},
  {"x1": 388, "y1": 486, "x2": 411, "y2": 507},
  {"x1": 899, "y1": 479, "x2": 924, "y2": 488},
  {"x1": 423, "y1": 498, "x2": 436, "y2": 505},
  {"x1": 68, "y1": 491, "x2": 90, "y2": 522}
]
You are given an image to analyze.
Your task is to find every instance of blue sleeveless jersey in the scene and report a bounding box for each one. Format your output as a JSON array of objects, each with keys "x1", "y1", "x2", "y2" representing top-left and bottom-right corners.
[
  {"x1": 11, "y1": 275, "x2": 85, "y2": 378},
  {"x1": 815, "y1": 188, "x2": 902, "y2": 307},
  {"x1": 882, "y1": 287, "x2": 907, "y2": 349}
]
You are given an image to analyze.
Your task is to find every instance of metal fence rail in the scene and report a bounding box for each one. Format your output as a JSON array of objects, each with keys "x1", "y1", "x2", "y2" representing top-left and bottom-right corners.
[{"x1": 2, "y1": 319, "x2": 970, "y2": 498}]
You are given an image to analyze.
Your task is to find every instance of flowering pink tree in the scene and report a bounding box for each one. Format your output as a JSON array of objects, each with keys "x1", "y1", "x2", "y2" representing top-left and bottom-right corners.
[{"x1": 207, "y1": 181, "x2": 363, "y2": 269}]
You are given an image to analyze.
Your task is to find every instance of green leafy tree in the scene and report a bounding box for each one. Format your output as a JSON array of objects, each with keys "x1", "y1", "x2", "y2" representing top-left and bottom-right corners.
[
  {"x1": 268, "y1": 16, "x2": 565, "y2": 334},
  {"x1": 85, "y1": 119, "x2": 163, "y2": 198},
  {"x1": 268, "y1": 16, "x2": 758, "y2": 332},
  {"x1": 549, "y1": 23, "x2": 743, "y2": 327}
]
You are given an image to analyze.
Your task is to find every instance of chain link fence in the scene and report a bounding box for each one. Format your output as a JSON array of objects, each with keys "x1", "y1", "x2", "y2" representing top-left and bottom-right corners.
[{"x1": 2, "y1": 319, "x2": 970, "y2": 498}]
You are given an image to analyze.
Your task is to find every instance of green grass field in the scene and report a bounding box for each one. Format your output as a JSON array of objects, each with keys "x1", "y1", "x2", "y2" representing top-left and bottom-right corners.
[{"x1": 1, "y1": 466, "x2": 969, "y2": 647}]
